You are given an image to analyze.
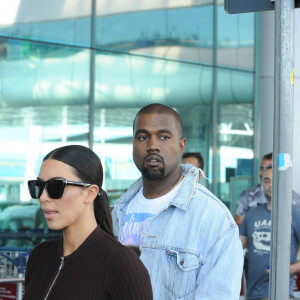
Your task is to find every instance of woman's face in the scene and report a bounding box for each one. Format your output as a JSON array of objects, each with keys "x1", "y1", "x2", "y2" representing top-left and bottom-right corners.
[{"x1": 38, "y1": 159, "x2": 89, "y2": 231}]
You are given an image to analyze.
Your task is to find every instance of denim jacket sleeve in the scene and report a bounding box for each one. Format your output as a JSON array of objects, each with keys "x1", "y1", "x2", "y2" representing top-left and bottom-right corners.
[
  {"x1": 111, "y1": 208, "x2": 119, "y2": 237},
  {"x1": 195, "y1": 225, "x2": 243, "y2": 299}
]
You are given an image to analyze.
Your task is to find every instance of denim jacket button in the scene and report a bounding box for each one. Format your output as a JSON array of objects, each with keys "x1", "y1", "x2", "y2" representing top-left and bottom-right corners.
[{"x1": 180, "y1": 259, "x2": 184, "y2": 266}]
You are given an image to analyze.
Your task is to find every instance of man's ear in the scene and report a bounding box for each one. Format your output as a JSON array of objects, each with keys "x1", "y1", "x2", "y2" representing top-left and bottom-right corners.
[
  {"x1": 180, "y1": 138, "x2": 187, "y2": 154},
  {"x1": 84, "y1": 185, "x2": 99, "y2": 204}
]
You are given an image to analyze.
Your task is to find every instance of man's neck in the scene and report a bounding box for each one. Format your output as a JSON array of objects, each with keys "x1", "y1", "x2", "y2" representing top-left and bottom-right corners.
[
  {"x1": 267, "y1": 199, "x2": 272, "y2": 210},
  {"x1": 142, "y1": 171, "x2": 183, "y2": 199}
]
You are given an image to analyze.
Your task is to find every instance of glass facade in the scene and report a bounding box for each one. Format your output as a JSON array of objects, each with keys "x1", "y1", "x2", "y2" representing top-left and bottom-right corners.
[
  {"x1": 0, "y1": 0, "x2": 255, "y2": 248},
  {"x1": 218, "y1": 6, "x2": 254, "y2": 69}
]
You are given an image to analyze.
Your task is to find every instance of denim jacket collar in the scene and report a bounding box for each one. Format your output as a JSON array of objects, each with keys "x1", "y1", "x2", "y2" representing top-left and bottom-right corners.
[{"x1": 115, "y1": 164, "x2": 201, "y2": 212}]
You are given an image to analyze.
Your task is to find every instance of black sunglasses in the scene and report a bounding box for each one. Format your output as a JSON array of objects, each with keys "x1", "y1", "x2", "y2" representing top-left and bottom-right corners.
[{"x1": 28, "y1": 179, "x2": 93, "y2": 199}]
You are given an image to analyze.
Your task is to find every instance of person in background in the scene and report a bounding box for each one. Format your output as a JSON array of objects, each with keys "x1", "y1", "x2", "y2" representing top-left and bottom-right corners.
[
  {"x1": 182, "y1": 152, "x2": 204, "y2": 170},
  {"x1": 24, "y1": 145, "x2": 153, "y2": 300},
  {"x1": 235, "y1": 152, "x2": 300, "y2": 227},
  {"x1": 112, "y1": 103, "x2": 243, "y2": 299},
  {"x1": 240, "y1": 164, "x2": 300, "y2": 300}
]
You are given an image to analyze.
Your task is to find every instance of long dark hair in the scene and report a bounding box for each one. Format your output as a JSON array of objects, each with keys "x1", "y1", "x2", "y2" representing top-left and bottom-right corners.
[{"x1": 43, "y1": 145, "x2": 114, "y2": 238}]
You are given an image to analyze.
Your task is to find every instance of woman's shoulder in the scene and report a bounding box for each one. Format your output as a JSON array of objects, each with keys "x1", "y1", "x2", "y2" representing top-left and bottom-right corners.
[
  {"x1": 100, "y1": 229, "x2": 135, "y2": 254},
  {"x1": 97, "y1": 232, "x2": 152, "y2": 299},
  {"x1": 29, "y1": 237, "x2": 61, "y2": 258},
  {"x1": 100, "y1": 230, "x2": 143, "y2": 266}
]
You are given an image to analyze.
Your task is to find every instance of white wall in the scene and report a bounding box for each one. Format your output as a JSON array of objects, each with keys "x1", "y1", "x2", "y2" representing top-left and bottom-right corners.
[{"x1": 260, "y1": 10, "x2": 300, "y2": 194}]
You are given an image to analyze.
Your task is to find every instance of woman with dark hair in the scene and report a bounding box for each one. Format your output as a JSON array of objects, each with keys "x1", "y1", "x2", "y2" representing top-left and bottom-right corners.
[{"x1": 23, "y1": 145, "x2": 152, "y2": 300}]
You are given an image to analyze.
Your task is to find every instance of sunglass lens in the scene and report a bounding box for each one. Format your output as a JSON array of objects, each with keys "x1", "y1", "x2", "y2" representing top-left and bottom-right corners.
[
  {"x1": 46, "y1": 180, "x2": 65, "y2": 199},
  {"x1": 28, "y1": 180, "x2": 43, "y2": 199}
]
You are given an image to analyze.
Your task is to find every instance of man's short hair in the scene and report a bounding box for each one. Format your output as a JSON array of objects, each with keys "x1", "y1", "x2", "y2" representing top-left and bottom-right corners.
[
  {"x1": 133, "y1": 103, "x2": 183, "y2": 138},
  {"x1": 182, "y1": 152, "x2": 204, "y2": 169},
  {"x1": 262, "y1": 152, "x2": 272, "y2": 161}
]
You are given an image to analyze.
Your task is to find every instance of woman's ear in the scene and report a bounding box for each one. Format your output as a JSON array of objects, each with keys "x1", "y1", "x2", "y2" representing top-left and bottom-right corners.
[{"x1": 84, "y1": 185, "x2": 99, "y2": 204}]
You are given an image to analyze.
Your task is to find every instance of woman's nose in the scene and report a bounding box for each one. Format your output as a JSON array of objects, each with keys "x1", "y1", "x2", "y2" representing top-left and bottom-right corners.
[{"x1": 39, "y1": 187, "x2": 50, "y2": 205}]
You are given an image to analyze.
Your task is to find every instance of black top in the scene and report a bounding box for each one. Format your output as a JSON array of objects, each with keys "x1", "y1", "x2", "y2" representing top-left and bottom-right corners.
[{"x1": 23, "y1": 226, "x2": 153, "y2": 300}]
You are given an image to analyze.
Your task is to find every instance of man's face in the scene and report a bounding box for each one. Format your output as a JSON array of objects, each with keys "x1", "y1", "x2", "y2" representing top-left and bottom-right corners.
[
  {"x1": 259, "y1": 158, "x2": 272, "y2": 181},
  {"x1": 133, "y1": 113, "x2": 186, "y2": 181},
  {"x1": 263, "y1": 168, "x2": 272, "y2": 200}
]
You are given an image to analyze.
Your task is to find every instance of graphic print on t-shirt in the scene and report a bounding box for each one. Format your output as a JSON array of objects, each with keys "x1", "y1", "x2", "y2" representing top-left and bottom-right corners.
[
  {"x1": 120, "y1": 179, "x2": 185, "y2": 252},
  {"x1": 120, "y1": 212, "x2": 154, "y2": 250},
  {"x1": 252, "y1": 218, "x2": 271, "y2": 254}
]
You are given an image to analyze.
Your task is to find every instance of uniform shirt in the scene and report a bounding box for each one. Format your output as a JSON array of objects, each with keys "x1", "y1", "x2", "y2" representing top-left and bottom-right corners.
[{"x1": 240, "y1": 204, "x2": 300, "y2": 298}]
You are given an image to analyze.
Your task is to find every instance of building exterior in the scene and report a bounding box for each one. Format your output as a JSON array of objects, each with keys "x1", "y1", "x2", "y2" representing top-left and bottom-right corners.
[{"x1": 0, "y1": 0, "x2": 298, "y2": 244}]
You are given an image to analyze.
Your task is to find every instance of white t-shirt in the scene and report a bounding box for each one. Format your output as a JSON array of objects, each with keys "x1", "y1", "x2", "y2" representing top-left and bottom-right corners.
[{"x1": 120, "y1": 178, "x2": 185, "y2": 250}]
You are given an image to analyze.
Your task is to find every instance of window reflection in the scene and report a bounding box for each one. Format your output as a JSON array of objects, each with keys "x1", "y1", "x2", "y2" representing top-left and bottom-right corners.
[
  {"x1": 0, "y1": 0, "x2": 91, "y2": 47},
  {"x1": 217, "y1": 6, "x2": 254, "y2": 69},
  {"x1": 0, "y1": 39, "x2": 90, "y2": 106},
  {"x1": 180, "y1": 104, "x2": 211, "y2": 188},
  {"x1": 93, "y1": 108, "x2": 140, "y2": 206},
  {"x1": 93, "y1": 51, "x2": 214, "y2": 108},
  {"x1": 96, "y1": 6, "x2": 213, "y2": 63},
  {"x1": 0, "y1": 40, "x2": 89, "y2": 248},
  {"x1": 216, "y1": 103, "x2": 253, "y2": 213}
]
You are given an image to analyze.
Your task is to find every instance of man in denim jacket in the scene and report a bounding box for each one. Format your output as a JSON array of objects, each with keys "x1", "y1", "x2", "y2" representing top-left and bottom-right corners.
[{"x1": 112, "y1": 103, "x2": 243, "y2": 299}]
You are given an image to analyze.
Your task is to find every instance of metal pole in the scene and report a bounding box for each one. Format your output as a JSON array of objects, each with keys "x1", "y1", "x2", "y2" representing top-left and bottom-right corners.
[
  {"x1": 211, "y1": 0, "x2": 218, "y2": 195},
  {"x1": 269, "y1": 0, "x2": 294, "y2": 298},
  {"x1": 88, "y1": 0, "x2": 97, "y2": 149},
  {"x1": 16, "y1": 273, "x2": 23, "y2": 300}
]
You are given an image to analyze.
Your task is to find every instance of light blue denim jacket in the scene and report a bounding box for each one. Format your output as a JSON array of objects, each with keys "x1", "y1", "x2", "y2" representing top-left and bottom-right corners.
[{"x1": 112, "y1": 164, "x2": 244, "y2": 300}]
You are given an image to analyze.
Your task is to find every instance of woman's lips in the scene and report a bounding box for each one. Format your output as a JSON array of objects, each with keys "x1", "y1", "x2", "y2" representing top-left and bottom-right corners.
[{"x1": 43, "y1": 209, "x2": 58, "y2": 220}]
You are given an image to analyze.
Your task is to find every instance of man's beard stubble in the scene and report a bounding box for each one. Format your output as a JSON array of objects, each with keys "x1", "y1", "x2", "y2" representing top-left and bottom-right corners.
[{"x1": 142, "y1": 166, "x2": 165, "y2": 180}]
